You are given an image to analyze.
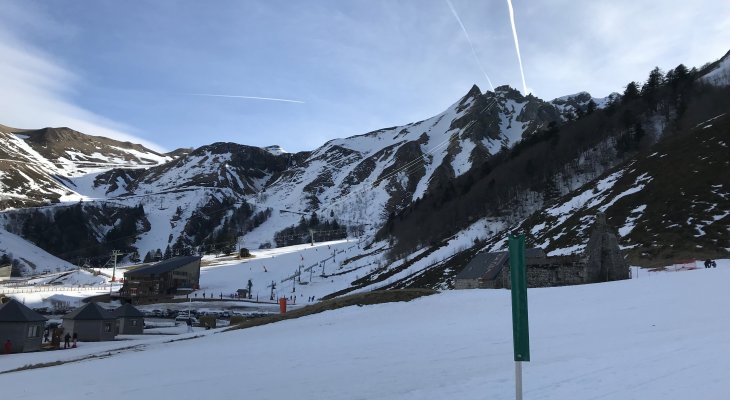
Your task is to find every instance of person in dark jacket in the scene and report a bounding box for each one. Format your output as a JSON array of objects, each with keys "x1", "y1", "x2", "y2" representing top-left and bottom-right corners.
[
  {"x1": 3, "y1": 339, "x2": 11, "y2": 354},
  {"x1": 64, "y1": 333, "x2": 71, "y2": 349}
]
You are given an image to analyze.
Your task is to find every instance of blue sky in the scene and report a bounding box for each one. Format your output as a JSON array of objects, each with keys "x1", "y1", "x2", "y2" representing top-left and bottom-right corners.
[{"x1": 0, "y1": 1, "x2": 728, "y2": 152}]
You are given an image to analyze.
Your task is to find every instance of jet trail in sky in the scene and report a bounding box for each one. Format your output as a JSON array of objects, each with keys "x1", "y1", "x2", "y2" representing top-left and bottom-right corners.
[
  {"x1": 506, "y1": 0, "x2": 529, "y2": 95},
  {"x1": 187, "y1": 93, "x2": 305, "y2": 104},
  {"x1": 446, "y1": 0, "x2": 495, "y2": 92}
]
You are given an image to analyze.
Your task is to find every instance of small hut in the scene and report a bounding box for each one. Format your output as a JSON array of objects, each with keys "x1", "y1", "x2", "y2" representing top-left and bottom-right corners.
[
  {"x1": 114, "y1": 303, "x2": 144, "y2": 334},
  {"x1": 62, "y1": 302, "x2": 116, "y2": 342},
  {"x1": 0, "y1": 299, "x2": 47, "y2": 353}
]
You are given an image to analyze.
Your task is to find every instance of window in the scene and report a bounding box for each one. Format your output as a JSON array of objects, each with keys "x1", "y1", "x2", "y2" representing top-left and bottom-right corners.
[
  {"x1": 131, "y1": 320, "x2": 138, "y2": 326},
  {"x1": 104, "y1": 322, "x2": 112, "y2": 333},
  {"x1": 27, "y1": 325, "x2": 40, "y2": 338}
]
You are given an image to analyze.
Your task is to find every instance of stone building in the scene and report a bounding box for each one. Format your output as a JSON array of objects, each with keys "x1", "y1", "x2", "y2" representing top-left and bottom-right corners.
[
  {"x1": 0, "y1": 299, "x2": 46, "y2": 353},
  {"x1": 454, "y1": 213, "x2": 630, "y2": 289}
]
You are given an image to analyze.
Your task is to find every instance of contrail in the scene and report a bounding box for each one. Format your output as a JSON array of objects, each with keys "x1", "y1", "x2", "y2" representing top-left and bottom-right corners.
[
  {"x1": 186, "y1": 93, "x2": 305, "y2": 104},
  {"x1": 446, "y1": 0, "x2": 495, "y2": 92},
  {"x1": 506, "y1": 0, "x2": 529, "y2": 95}
]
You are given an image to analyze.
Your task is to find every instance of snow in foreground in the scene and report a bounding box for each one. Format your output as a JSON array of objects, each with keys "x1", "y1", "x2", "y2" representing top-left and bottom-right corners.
[{"x1": 2, "y1": 262, "x2": 729, "y2": 399}]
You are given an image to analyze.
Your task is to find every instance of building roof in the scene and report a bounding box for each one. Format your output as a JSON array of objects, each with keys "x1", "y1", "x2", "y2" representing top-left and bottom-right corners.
[
  {"x1": 456, "y1": 251, "x2": 508, "y2": 280},
  {"x1": 455, "y1": 248, "x2": 547, "y2": 281},
  {"x1": 62, "y1": 302, "x2": 115, "y2": 320},
  {"x1": 0, "y1": 299, "x2": 47, "y2": 323},
  {"x1": 113, "y1": 303, "x2": 144, "y2": 318},
  {"x1": 124, "y1": 256, "x2": 201, "y2": 278}
]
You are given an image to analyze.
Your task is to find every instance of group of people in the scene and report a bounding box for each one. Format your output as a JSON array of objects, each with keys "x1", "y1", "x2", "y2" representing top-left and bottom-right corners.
[
  {"x1": 42, "y1": 326, "x2": 78, "y2": 349},
  {"x1": 704, "y1": 259, "x2": 718, "y2": 268}
]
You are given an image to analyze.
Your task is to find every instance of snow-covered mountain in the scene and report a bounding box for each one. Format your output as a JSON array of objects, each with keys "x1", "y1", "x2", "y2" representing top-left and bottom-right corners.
[
  {"x1": 0, "y1": 125, "x2": 171, "y2": 208},
  {"x1": 0, "y1": 83, "x2": 568, "y2": 263},
  {"x1": 550, "y1": 91, "x2": 620, "y2": 118},
  {"x1": 1, "y1": 49, "x2": 729, "y2": 291}
]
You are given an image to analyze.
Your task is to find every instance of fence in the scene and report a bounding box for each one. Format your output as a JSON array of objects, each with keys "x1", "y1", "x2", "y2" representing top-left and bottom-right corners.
[{"x1": 0, "y1": 284, "x2": 115, "y2": 295}]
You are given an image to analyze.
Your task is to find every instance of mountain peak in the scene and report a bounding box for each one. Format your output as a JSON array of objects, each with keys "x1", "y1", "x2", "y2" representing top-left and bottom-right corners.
[
  {"x1": 493, "y1": 85, "x2": 525, "y2": 99},
  {"x1": 464, "y1": 84, "x2": 482, "y2": 99}
]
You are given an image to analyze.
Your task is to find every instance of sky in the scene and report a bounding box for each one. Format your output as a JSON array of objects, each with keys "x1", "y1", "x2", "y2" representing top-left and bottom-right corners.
[{"x1": 0, "y1": 0, "x2": 728, "y2": 153}]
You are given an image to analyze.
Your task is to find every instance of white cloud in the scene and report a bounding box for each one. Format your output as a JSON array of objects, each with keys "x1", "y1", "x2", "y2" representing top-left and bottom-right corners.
[{"x1": 0, "y1": 20, "x2": 164, "y2": 151}]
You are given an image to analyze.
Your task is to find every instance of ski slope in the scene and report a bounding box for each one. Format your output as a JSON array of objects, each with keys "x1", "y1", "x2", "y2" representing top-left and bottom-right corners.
[
  {"x1": 198, "y1": 239, "x2": 371, "y2": 301},
  {"x1": 0, "y1": 228, "x2": 77, "y2": 275},
  {"x1": 1, "y1": 261, "x2": 727, "y2": 399}
]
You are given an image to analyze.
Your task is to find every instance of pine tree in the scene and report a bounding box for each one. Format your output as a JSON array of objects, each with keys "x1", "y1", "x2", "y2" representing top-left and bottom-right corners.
[
  {"x1": 623, "y1": 81, "x2": 640, "y2": 102},
  {"x1": 641, "y1": 67, "x2": 664, "y2": 107}
]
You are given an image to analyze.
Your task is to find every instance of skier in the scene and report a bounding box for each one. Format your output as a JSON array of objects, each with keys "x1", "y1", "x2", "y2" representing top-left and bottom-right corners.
[{"x1": 704, "y1": 259, "x2": 712, "y2": 268}]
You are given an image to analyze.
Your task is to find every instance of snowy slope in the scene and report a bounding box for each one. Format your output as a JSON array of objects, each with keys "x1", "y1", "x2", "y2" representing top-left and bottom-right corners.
[
  {"x1": 1, "y1": 262, "x2": 728, "y2": 399},
  {"x1": 0, "y1": 227, "x2": 77, "y2": 275},
  {"x1": 701, "y1": 50, "x2": 730, "y2": 86}
]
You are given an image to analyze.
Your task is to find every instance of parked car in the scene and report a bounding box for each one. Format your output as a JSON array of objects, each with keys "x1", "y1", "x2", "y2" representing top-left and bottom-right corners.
[{"x1": 175, "y1": 315, "x2": 199, "y2": 325}]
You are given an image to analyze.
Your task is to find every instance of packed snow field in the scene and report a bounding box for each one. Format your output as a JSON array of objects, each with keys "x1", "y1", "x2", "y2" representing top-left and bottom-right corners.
[{"x1": 1, "y1": 261, "x2": 728, "y2": 399}]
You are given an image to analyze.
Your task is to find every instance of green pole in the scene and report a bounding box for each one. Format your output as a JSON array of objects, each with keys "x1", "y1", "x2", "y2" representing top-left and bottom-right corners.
[
  {"x1": 509, "y1": 234, "x2": 530, "y2": 361},
  {"x1": 509, "y1": 234, "x2": 530, "y2": 400}
]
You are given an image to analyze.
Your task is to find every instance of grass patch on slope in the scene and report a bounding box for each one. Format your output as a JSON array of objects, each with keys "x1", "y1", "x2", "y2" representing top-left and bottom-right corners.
[{"x1": 225, "y1": 288, "x2": 438, "y2": 332}]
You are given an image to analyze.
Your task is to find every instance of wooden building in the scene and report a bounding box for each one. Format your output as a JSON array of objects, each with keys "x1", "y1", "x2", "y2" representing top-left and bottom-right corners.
[
  {"x1": 0, "y1": 299, "x2": 46, "y2": 353},
  {"x1": 114, "y1": 303, "x2": 144, "y2": 334},
  {"x1": 62, "y1": 302, "x2": 117, "y2": 342},
  {"x1": 120, "y1": 256, "x2": 201, "y2": 302}
]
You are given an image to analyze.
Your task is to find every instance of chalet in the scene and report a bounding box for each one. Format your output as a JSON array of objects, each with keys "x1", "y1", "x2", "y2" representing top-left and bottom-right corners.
[
  {"x1": 455, "y1": 214, "x2": 630, "y2": 289},
  {"x1": 62, "y1": 302, "x2": 117, "y2": 342},
  {"x1": 114, "y1": 303, "x2": 145, "y2": 334},
  {"x1": 120, "y1": 256, "x2": 202, "y2": 302},
  {"x1": 0, "y1": 298, "x2": 46, "y2": 353}
]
